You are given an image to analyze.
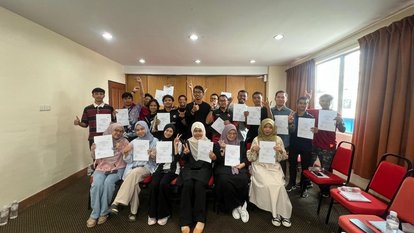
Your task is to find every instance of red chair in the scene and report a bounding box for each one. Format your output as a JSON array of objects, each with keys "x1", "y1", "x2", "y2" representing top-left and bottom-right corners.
[
  {"x1": 337, "y1": 176, "x2": 414, "y2": 233},
  {"x1": 325, "y1": 153, "x2": 412, "y2": 224},
  {"x1": 303, "y1": 141, "x2": 355, "y2": 214}
]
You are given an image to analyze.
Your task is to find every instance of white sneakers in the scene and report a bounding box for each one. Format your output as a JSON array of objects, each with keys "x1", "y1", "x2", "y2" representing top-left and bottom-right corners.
[
  {"x1": 148, "y1": 216, "x2": 170, "y2": 226},
  {"x1": 272, "y1": 215, "x2": 291, "y2": 227},
  {"x1": 232, "y1": 202, "x2": 249, "y2": 223},
  {"x1": 232, "y1": 208, "x2": 240, "y2": 219},
  {"x1": 157, "y1": 216, "x2": 169, "y2": 226}
]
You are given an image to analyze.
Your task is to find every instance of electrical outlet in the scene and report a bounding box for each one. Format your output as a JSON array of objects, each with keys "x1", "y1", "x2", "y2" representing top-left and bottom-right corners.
[{"x1": 39, "y1": 105, "x2": 51, "y2": 111}]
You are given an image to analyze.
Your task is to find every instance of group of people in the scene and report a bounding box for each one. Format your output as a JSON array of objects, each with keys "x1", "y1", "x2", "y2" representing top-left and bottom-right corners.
[{"x1": 74, "y1": 79, "x2": 345, "y2": 232}]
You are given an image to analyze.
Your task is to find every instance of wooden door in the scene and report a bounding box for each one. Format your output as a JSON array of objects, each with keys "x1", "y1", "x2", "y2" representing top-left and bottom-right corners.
[
  {"x1": 245, "y1": 76, "x2": 266, "y2": 106},
  {"x1": 108, "y1": 80, "x2": 125, "y2": 109},
  {"x1": 226, "y1": 76, "x2": 246, "y2": 104}
]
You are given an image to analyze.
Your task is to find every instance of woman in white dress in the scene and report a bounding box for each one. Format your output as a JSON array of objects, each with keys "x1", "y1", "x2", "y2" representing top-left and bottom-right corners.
[{"x1": 247, "y1": 118, "x2": 292, "y2": 227}]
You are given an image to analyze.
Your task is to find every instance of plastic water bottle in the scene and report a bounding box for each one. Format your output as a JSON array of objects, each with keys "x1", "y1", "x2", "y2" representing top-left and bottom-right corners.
[
  {"x1": 9, "y1": 201, "x2": 19, "y2": 219},
  {"x1": 0, "y1": 206, "x2": 10, "y2": 226},
  {"x1": 385, "y1": 211, "x2": 399, "y2": 233}
]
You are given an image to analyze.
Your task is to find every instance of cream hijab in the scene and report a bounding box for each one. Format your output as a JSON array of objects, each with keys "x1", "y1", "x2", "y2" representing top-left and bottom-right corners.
[{"x1": 188, "y1": 122, "x2": 209, "y2": 160}]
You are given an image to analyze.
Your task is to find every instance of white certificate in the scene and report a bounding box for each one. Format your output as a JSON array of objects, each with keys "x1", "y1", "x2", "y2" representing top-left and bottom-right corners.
[
  {"x1": 156, "y1": 113, "x2": 170, "y2": 131},
  {"x1": 318, "y1": 110, "x2": 337, "y2": 132},
  {"x1": 155, "y1": 89, "x2": 166, "y2": 105},
  {"x1": 156, "y1": 141, "x2": 173, "y2": 164},
  {"x1": 274, "y1": 115, "x2": 289, "y2": 135},
  {"x1": 258, "y1": 141, "x2": 276, "y2": 164},
  {"x1": 163, "y1": 85, "x2": 174, "y2": 96},
  {"x1": 297, "y1": 118, "x2": 315, "y2": 139},
  {"x1": 94, "y1": 135, "x2": 114, "y2": 159},
  {"x1": 246, "y1": 107, "x2": 261, "y2": 125},
  {"x1": 224, "y1": 145, "x2": 240, "y2": 166},
  {"x1": 221, "y1": 92, "x2": 232, "y2": 98},
  {"x1": 197, "y1": 140, "x2": 213, "y2": 163},
  {"x1": 116, "y1": 109, "x2": 129, "y2": 126},
  {"x1": 211, "y1": 117, "x2": 225, "y2": 134},
  {"x1": 232, "y1": 104, "x2": 247, "y2": 122},
  {"x1": 132, "y1": 140, "x2": 150, "y2": 161},
  {"x1": 96, "y1": 114, "x2": 111, "y2": 133}
]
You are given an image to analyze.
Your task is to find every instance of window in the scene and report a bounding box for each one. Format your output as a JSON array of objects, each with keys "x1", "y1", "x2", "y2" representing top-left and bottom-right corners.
[{"x1": 315, "y1": 50, "x2": 360, "y2": 134}]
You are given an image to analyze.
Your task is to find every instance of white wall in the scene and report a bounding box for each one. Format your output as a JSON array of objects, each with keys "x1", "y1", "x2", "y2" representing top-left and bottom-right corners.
[
  {"x1": 266, "y1": 66, "x2": 287, "y2": 102},
  {"x1": 0, "y1": 7, "x2": 124, "y2": 207}
]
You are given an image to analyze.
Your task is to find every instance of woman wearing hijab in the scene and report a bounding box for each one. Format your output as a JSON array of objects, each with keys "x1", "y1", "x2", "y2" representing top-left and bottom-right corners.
[
  {"x1": 147, "y1": 124, "x2": 181, "y2": 226},
  {"x1": 247, "y1": 118, "x2": 292, "y2": 228},
  {"x1": 87, "y1": 123, "x2": 128, "y2": 228},
  {"x1": 110, "y1": 121, "x2": 158, "y2": 222},
  {"x1": 213, "y1": 124, "x2": 250, "y2": 223},
  {"x1": 180, "y1": 122, "x2": 215, "y2": 233}
]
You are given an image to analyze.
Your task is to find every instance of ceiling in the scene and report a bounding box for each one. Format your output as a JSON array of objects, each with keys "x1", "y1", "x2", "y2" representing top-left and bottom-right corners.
[{"x1": 0, "y1": 0, "x2": 413, "y2": 67}]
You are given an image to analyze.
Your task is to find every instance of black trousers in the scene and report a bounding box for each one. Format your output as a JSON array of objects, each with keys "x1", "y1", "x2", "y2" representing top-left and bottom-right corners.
[
  {"x1": 148, "y1": 172, "x2": 177, "y2": 219},
  {"x1": 179, "y1": 179, "x2": 207, "y2": 226},
  {"x1": 288, "y1": 147, "x2": 312, "y2": 187},
  {"x1": 215, "y1": 173, "x2": 249, "y2": 213}
]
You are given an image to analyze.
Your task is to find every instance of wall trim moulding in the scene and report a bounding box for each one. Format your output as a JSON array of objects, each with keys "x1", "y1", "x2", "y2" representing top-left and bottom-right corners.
[{"x1": 124, "y1": 66, "x2": 268, "y2": 75}]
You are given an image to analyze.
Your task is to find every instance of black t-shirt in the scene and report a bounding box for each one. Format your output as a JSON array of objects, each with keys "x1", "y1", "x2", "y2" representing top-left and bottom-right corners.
[{"x1": 185, "y1": 101, "x2": 211, "y2": 129}]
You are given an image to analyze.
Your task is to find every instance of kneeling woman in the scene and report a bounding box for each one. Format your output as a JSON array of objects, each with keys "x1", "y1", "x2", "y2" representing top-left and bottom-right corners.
[
  {"x1": 110, "y1": 121, "x2": 158, "y2": 222},
  {"x1": 87, "y1": 123, "x2": 128, "y2": 228},
  {"x1": 213, "y1": 124, "x2": 250, "y2": 222},
  {"x1": 247, "y1": 118, "x2": 292, "y2": 227},
  {"x1": 147, "y1": 124, "x2": 181, "y2": 226},
  {"x1": 180, "y1": 122, "x2": 215, "y2": 233}
]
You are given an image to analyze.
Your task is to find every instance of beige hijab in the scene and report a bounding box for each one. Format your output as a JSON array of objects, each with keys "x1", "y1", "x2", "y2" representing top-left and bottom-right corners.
[{"x1": 257, "y1": 118, "x2": 278, "y2": 142}]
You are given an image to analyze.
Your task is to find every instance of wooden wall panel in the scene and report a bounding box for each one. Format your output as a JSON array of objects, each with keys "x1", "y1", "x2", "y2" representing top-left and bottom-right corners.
[
  {"x1": 245, "y1": 76, "x2": 266, "y2": 105},
  {"x1": 226, "y1": 76, "x2": 246, "y2": 104},
  {"x1": 205, "y1": 76, "x2": 226, "y2": 99},
  {"x1": 125, "y1": 74, "x2": 149, "y2": 104},
  {"x1": 125, "y1": 74, "x2": 266, "y2": 107}
]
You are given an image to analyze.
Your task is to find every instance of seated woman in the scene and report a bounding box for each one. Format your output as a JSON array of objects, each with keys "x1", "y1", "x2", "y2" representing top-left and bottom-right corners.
[
  {"x1": 180, "y1": 122, "x2": 215, "y2": 233},
  {"x1": 213, "y1": 124, "x2": 250, "y2": 222},
  {"x1": 110, "y1": 121, "x2": 158, "y2": 222},
  {"x1": 147, "y1": 124, "x2": 181, "y2": 226},
  {"x1": 247, "y1": 118, "x2": 292, "y2": 228},
  {"x1": 87, "y1": 123, "x2": 128, "y2": 228}
]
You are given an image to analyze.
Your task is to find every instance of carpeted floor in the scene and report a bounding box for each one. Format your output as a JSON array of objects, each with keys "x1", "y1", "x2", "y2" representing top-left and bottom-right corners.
[{"x1": 1, "y1": 176, "x2": 347, "y2": 233}]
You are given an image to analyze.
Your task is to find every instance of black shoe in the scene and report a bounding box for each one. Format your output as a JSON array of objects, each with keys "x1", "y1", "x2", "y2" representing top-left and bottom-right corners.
[
  {"x1": 322, "y1": 193, "x2": 330, "y2": 198},
  {"x1": 110, "y1": 204, "x2": 119, "y2": 214},
  {"x1": 286, "y1": 184, "x2": 296, "y2": 192},
  {"x1": 128, "y1": 214, "x2": 137, "y2": 222},
  {"x1": 301, "y1": 190, "x2": 309, "y2": 198}
]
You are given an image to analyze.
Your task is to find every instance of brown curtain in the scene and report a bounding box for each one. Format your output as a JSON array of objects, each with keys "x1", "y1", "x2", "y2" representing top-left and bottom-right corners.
[
  {"x1": 353, "y1": 15, "x2": 414, "y2": 179},
  {"x1": 286, "y1": 60, "x2": 315, "y2": 109}
]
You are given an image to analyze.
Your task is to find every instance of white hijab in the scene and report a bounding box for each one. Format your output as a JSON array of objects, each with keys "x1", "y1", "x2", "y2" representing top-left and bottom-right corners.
[{"x1": 188, "y1": 122, "x2": 209, "y2": 160}]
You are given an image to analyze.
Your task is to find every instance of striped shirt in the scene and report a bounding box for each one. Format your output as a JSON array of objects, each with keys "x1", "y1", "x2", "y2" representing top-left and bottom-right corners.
[{"x1": 81, "y1": 103, "x2": 115, "y2": 139}]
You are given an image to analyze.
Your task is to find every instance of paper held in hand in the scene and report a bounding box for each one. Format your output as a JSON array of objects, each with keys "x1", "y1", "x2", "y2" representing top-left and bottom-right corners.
[
  {"x1": 274, "y1": 115, "x2": 289, "y2": 135},
  {"x1": 232, "y1": 104, "x2": 247, "y2": 122},
  {"x1": 94, "y1": 135, "x2": 114, "y2": 159},
  {"x1": 297, "y1": 117, "x2": 315, "y2": 139},
  {"x1": 116, "y1": 109, "x2": 129, "y2": 126},
  {"x1": 197, "y1": 140, "x2": 213, "y2": 163},
  {"x1": 224, "y1": 145, "x2": 240, "y2": 166},
  {"x1": 156, "y1": 141, "x2": 173, "y2": 164},
  {"x1": 133, "y1": 140, "x2": 150, "y2": 161},
  {"x1": 258, "y1": 141, "x2": 276, "y2": 164},
  {"x1": 96, "y1": 114, "x2": 111, "y2": 133},
  {"x1": 318, "y1": 110, "x2": 337, "y2": 132}
]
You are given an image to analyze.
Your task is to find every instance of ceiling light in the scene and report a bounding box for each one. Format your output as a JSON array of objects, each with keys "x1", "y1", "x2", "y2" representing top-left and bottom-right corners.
[
  {"x1": 102, "y1": 32, "x2": 113, "y2": 40},
  {"x1": 250, "y1": 60, "x2": 256, "y2": 64},
  {"x1": 273, "y1": 34, "x2": 284, "y2": 40},
  {"x1": 189, "y1": 34, "x2": 199, "y2": 41},
  {"x1": 195, "y1": 59, "x2": 201, "y2": 64},
  {"x1": 139, "y1": 58, "x2": 146, "y2": 64}
]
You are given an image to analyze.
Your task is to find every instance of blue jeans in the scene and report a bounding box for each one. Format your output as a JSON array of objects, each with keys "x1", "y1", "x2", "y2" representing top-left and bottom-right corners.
[{"x1": 90, "y1": 169, "x2": 124, "y2": 219}]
